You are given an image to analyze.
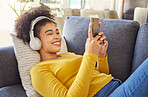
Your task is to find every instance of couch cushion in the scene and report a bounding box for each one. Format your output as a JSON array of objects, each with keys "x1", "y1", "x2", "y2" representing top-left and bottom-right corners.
[
  {"x1": 0, "y1": 46, "x2": 21, "y2": 88},
  {"x1": 10, "y1": 33, "x2": 67, "y2": 97},
  {"x1": 0, "y1": 84, "x2": 27, "y2": 97},
  {"x1": 132, "y1": 23, "x2": 148, "y2": 72},
  {"x1": 63, "y1": 16, "x2": 139, "y2": 82}
]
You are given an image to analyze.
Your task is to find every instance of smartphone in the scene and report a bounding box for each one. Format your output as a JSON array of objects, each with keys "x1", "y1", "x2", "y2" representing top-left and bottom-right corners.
[{"x1": 90, "y1": 18, "x2": 100, "y2": 37}]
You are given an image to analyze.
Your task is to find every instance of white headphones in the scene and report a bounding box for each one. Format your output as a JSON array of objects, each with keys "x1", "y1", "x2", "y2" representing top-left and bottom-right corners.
[{"x1": 29, "y1": 16, "x2": 53, "y2": 50}]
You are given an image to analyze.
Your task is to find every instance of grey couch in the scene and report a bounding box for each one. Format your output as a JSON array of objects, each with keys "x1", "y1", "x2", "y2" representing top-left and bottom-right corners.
[{"x1": 0, "y1": 16, "x2": 148, "y2": 97}]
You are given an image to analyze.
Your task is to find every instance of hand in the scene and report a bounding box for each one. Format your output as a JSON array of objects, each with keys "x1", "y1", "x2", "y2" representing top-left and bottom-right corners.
[
  {"x1": 85, "y1": 22, "x2": 103, "y2": 55},
  {"x1": 99, "y1": 39, "x2": 108, "y2": 58},
  {"x1": 97, "y1": 23, "x2": 108, "y2": 58}
]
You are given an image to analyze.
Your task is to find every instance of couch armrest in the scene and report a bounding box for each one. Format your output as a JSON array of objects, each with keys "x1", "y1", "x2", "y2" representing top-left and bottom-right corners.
[{"x1": 0, "y1": 46, "x2": 21, "y2": 88}]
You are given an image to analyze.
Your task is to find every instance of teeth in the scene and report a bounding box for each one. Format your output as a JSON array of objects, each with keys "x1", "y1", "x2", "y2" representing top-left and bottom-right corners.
[{"x1": 53, "y1": 42, "x2": 60, "y2": 44}]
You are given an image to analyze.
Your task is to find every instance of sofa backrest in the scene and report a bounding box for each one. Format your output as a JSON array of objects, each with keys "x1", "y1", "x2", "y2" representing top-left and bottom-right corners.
[
  {"x1": 132, "y1": 23, "x2": 148, "y2": 72},
  {"x1": 0, "y1": 46, "x2": 21, "y2": 88},
  {"x1": 63, "y1": 16, "x2": 139, "y2": 82}
]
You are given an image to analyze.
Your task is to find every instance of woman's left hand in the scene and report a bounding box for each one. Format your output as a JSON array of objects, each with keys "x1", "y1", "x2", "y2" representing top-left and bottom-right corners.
[
  {"x1": 97, "y1": 32, "x2": 108, "y2": 58},
  {"x1": 97, "y1": 22, "x2": 108, "y2": 58}
]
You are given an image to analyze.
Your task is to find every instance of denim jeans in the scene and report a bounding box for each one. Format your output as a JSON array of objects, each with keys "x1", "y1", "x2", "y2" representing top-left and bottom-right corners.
[
  {"x1": 93, "y1": 78, "x2": 122, "y2": 97},
  {"x1": 93, "y1": 58, "x2": 148, "y2": 97}
]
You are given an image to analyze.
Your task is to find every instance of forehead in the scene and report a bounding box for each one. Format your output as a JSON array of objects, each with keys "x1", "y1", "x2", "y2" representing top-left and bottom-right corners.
[
  {"x1": 42, "y1": 22, "x2": 56, "y2": 29},
  {"x1": 39, "y1": 22, "x2": 57, "y2": 35}
]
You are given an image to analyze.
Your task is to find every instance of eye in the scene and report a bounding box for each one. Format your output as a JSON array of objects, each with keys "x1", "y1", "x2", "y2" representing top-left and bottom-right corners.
[
  {"x1": 47, "y1": 33, "x2": 52, "y2": 35},
  {"x1": 56, "y1": 32, "x2": 60, "y2": 34}
]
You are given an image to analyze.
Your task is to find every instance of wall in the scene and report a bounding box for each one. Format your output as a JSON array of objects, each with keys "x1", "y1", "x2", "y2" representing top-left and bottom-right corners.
[
  {"x1": 129, "y1": 0, "x2": 147, "y2": 8},
  {"x1": 89, "y1": 0, "x2": 115, "y2": 10}
]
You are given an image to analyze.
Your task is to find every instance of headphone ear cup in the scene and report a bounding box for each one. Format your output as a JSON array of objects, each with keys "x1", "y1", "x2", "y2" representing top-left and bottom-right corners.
[{"x1": 29, "y1": 37, "x2": 42, "y2": 50}]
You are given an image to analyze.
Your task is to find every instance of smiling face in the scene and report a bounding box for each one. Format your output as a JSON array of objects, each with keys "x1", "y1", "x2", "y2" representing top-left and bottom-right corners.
[{"x1": 38, "y1": 22, "x2": 62, "y2": 53}]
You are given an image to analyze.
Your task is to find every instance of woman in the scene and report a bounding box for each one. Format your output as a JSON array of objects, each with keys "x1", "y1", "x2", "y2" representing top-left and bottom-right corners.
[{"x1": 15, "y1": 6, "x2": 148, "y2": 97}]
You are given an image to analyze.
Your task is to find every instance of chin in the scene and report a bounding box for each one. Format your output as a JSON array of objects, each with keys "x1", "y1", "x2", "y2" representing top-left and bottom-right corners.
[
  {"x1": 55, "y1": 48, "x2": 61, "y2": 53},
  {"x1": 46, "y1": 46, "x2": 61, "y2": 53}
]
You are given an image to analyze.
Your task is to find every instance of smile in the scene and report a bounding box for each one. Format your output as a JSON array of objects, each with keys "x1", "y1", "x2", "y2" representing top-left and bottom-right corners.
[
  {"x1": 52, "y1": 42, "x2": 60, "y2": 44},
  {"x1": 52, "y1": 42, "x2": 61, "y2": 46}
]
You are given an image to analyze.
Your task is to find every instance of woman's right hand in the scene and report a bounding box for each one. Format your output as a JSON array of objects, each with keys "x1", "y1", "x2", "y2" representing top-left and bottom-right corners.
[{"x1": 85, "y1": 23, "x2": 103, "y2": 55}]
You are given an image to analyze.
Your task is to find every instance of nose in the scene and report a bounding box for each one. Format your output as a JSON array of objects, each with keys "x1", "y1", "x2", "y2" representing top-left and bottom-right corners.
[{"x1": 53, "y1": 33, "x2": 61, "y2": 40}]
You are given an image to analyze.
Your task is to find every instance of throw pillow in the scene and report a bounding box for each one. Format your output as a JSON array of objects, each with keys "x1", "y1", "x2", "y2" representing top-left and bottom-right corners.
[{"x1": 10, "y1": 33, "x2": 68, "y2": 97}]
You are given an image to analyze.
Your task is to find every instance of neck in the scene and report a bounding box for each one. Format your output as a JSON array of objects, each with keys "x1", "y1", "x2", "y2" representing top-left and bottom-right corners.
[{"x1": 39, "y1": 49, "x2": 58, "y2": 61}]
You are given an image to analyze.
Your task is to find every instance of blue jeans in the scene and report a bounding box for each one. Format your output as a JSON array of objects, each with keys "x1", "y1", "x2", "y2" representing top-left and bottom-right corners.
[{"x1": 93, "y1": 58, "x2": 148, "y2": 97}]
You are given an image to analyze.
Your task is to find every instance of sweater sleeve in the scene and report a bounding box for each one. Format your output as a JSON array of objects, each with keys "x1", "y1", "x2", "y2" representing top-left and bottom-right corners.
[
  {"x1": 96, "y1": 55, "x2": 109, "y2": 74},
  {"x1": 30, "y1": 52, "x2": 98, "y2": 97}
]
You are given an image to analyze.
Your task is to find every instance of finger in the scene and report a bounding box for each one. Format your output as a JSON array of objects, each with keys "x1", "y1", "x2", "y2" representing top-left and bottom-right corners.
[
  {"x1": 103, "y1": 40, "x2": 108, "y2": 46},
  {"x1": 86, "y1": 38, "x2": 90, "y2": 42},
  {"x1": 97, "y1": 40, "x2": 102, "y2": 45},
  {"x1": 99, "y1": 32, "x2": 104, "y2": 36},
  {"x1": 99, "y1": 22, "x2": 101, "y2": 32},
  {"x1": 100, "y1": 36, "x2": 106, "y2": 41},
  {"x1": 88, "y1": 23, "x2": 93, "y2": 40},
  {"x1": 94, "y1": 35, "x2": 101, "y2": 41}
]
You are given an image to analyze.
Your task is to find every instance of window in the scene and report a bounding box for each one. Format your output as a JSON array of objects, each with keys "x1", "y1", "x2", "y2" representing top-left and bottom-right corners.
[
  {"x1": 70, "y1": 0, "x2": 90, "y2": 9},
  {"x1": 42, "y1": 0, "x2": 64, "y2": 17},
  {"x1": 0, "y1": 0, "x2": 39, "y2": 47},
  {"x1": 70, "y1": 0, "x2": 81, "y2": 9},
  {"x1": 0, "y1": 0, "x2": 15, "y2": 47}
]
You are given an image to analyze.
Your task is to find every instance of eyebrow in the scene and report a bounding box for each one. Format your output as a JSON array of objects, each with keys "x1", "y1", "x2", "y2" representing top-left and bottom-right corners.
[
  {"x1": 45, "y1": 30, "x2": 52, "y2": 33},
  {"x1": 45, "y1": 29, "x2": 59, "y2": 33}
]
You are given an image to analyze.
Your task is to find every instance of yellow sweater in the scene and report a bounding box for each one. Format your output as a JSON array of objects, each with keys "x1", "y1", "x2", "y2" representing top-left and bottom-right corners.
[{"x1": 30, "y1": 52, "x2": 113, "y2": 97}]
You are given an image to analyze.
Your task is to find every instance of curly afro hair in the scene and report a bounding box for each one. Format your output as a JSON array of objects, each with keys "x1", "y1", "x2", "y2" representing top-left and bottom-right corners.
[{"x1": 14, "y1": 5, "x2": 56, "y2": 44}]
